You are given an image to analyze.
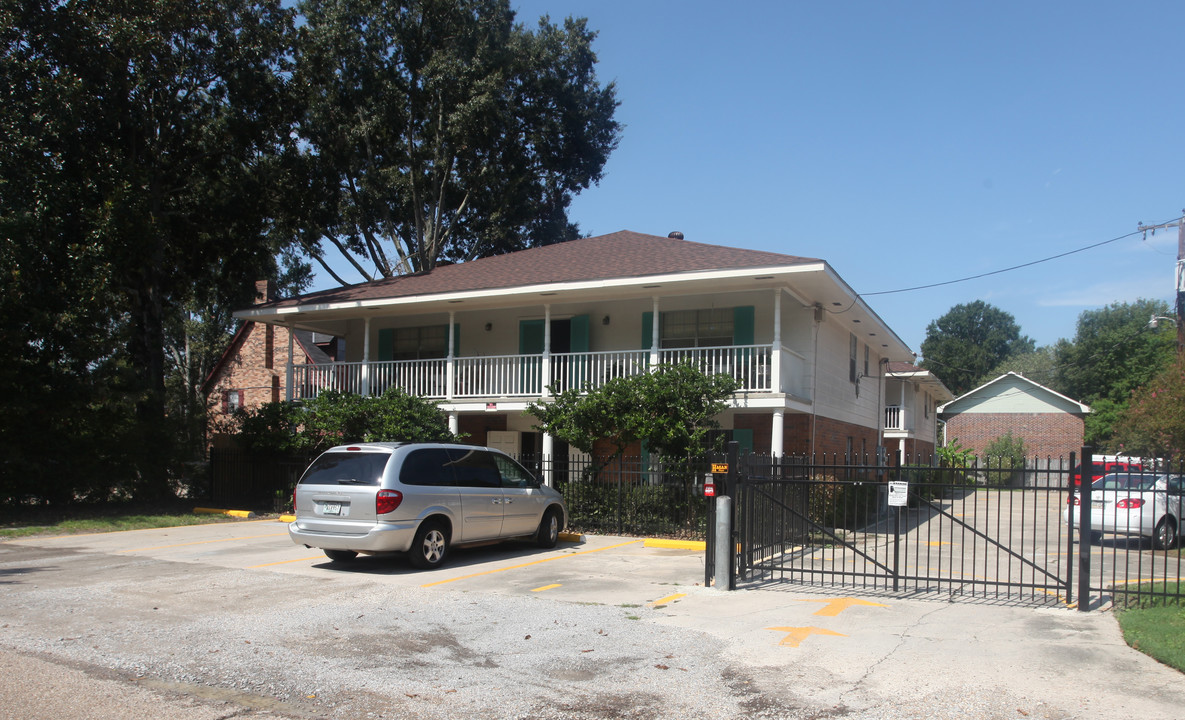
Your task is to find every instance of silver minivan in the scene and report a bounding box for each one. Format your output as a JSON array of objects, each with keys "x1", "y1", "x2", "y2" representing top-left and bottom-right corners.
[{"x1": 288, "y1": 442, "x2": 567, "y2": 568}]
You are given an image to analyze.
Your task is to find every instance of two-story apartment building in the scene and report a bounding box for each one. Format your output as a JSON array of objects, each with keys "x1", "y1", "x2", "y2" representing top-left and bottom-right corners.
[
  {"x1": 882, "y1": 361, "x2": 954, "y2": 461},
  {"x1": 233, "y1": 230, "x2": 918, "y2": 462}
]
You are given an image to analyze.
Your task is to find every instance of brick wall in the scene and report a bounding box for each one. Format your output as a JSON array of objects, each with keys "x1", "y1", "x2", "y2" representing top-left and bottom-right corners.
[
  {"x1": 207, "y1": 322, "x2": 311, "y2": 444},
  {"x1": 458, "y1": 414, "x2": 508, "y2": 446},
  {"x1": 732, "y1": 413, "x2": 880, "y2": 459},
  {"x1": 945, "y1": 412, "x2": 1084, "y2": 460}
]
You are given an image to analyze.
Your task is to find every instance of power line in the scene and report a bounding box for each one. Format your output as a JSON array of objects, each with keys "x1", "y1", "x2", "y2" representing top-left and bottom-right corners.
[
  {"x1": 826, "y1": 218, "x2": 1179, "y2": 317},
  {"x1": 863, "y1": 225, "x2": 1158, "y2": 297}
]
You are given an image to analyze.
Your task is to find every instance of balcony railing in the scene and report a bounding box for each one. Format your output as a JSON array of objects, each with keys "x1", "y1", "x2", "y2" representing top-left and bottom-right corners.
[
  {"x1": 884, "y1": 405, "x2": 904, "y2": 431},
  {"x1": 289, "y1": 344, "x2": 785, "y2": 402}
]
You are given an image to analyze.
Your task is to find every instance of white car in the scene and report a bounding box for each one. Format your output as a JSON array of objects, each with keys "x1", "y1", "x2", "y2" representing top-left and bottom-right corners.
[{"x1": 1065, "y1": 473, "x2": 1184, "y2": 550}]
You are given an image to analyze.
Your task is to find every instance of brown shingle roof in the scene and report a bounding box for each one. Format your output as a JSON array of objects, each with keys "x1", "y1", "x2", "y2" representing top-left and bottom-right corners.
[{"x1": 267, "y1": 230, "x2": 819, "y2": 308}]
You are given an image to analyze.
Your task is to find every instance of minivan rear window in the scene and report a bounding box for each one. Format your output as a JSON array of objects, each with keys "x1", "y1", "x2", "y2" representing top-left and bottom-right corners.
[{"x1": 299, "y1": 452, "x2": 389, "y2": 486}]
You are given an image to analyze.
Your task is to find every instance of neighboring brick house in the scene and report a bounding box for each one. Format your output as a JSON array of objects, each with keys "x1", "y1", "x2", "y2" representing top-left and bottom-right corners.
[
  {"x1": 203, "y1": 281, "x2": 341, "y2": 448},
  {"x1": 937, "y1": 372, "x2": 1090, "y2": 460}
]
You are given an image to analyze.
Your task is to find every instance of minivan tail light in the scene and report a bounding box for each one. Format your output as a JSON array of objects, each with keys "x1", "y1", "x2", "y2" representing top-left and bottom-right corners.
[
  {"x1": 377, "y1": 489, "x2": 403, "y2": 515},
  {"x1": 1116, "y1": 498, "x2": 1145, "y2": 509}
]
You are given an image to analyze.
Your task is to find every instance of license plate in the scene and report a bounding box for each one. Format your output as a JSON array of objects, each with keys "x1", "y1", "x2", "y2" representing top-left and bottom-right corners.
[
  {"x1": 323, "y1": 502, "x2": 341, "y2": 515},
  {"x1": 1091, "y1": 502, "x2": 1103, "y2": 510}
]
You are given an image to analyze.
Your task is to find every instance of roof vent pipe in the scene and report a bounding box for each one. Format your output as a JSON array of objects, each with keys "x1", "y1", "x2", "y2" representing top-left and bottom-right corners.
[{"x1": 668, "y1": 231, "x2": 684, "y2": 239}]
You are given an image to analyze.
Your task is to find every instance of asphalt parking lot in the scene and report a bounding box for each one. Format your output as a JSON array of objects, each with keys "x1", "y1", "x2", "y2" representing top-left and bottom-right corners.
[{"x1": 3, "y1": 518, "x2": 1185, "y2": 719}]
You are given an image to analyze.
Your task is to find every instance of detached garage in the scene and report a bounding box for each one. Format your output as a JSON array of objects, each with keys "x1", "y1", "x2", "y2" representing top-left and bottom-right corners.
[{"x1": 938, "y1": 372, "x2": 1091, "y2": 460}]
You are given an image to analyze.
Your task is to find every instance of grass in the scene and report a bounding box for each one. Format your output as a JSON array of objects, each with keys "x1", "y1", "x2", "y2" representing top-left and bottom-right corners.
[
  {"x1": 0, "y1": 501, "x2": 250, "y2": 539},
  {"x1": 1116, "y1": 583, "x2": 1185, "y2": 673}
]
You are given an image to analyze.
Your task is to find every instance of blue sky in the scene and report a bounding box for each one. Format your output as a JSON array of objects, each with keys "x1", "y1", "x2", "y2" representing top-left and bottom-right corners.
[{"x1": 312, "y1": 1, "x2": 1185, "y2": 354}]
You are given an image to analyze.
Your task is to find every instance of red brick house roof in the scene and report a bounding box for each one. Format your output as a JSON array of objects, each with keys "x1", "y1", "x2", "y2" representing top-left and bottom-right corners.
[{"x1": 257, "y1": 230, "x2": 820, "y2": 309}]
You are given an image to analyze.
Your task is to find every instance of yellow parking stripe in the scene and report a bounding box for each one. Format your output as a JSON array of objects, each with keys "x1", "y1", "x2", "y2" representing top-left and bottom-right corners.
[
  {"x1": 531, "y1": 584, "x2": 562, "y2": 592},
  {"x1": 649, "y1": 593, "x2": 686, "y2": 606},
  {"x1": 248, "y1": 555, "x2": 325, "y2": 568},
  {"x1": 420, "y1": 539, "x2": 643, "y2": 588}
]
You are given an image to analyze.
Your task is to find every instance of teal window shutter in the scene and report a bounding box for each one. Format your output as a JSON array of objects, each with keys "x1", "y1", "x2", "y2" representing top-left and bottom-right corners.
[
  {"x1": 377, "y1": 328, "x2": 394, "y2": 361},
  {"x1": 519, "y1": 319, "x2": 545, "y2": 354},
  {"x1": 452, "y1": 324, "x2": 461, "y2": 356},
  {"x1": 570, "y1": 315, "x2": 590, "y2": 353},
  {"x1": 733, "y1": 306, "x2": 755, "y2": 346},
  {"x1": 641, "y1": 311, "x2": 654, "y2": 349}
]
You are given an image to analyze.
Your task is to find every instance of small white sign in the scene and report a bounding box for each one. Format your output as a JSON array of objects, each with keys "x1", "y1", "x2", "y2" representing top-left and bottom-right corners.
[{"x1": 888, "y1": 482, "x2": 909, "y2": 507}]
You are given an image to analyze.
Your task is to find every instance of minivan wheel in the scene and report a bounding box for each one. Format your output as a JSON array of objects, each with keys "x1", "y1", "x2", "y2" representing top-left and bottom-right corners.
[
  {"x1": 324, "y1": 549, "x2": 357, "y2": 562},
  {"x1": 410, "y1": 521, "x2": 449, "y2": 569},
  {"x1": 536, "y1": 508, "x2": 561, "y2": 549}
]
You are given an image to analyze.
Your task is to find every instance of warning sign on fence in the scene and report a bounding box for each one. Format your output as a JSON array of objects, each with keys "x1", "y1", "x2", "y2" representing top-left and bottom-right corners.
[{"x1": 888, "y1": 481, "x2": 909, "y2": 507}]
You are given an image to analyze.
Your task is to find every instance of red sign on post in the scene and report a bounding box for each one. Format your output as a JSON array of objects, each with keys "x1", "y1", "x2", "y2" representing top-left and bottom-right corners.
[{"x1": 704, "y1": 482, "x2": 716, "y2": 497}]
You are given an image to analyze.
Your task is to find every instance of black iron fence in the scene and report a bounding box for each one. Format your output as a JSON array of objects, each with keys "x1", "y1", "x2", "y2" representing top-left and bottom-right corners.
[
  {"x1": 726, "y1": 451, "x2": 1185, "y2": 610},
  {"x1": 208, "y1": 448, "x2": 713, "y2": 536},
  {"x1": 540, "y1": 454, "x2": 712, "y2": 539},
  {"x1": 208, "y1": 449, "x2": 315, "y2": 511}
]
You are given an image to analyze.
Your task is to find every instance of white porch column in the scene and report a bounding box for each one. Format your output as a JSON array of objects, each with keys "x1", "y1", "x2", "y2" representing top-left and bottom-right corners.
[
  {"x1": 285, "y1": 321, "x2": 295, "y2": 402},
  {"x1": 900, "y1": 381, "x2": 906, "y2": 429},
  {"x1": 771, "y1": 409, "x2": 785, "y2": 457},
  {"x1": 542, "y1": 432, "x2": 555, "y2": 487},
  {"x1": 771, "y1": 290, "x2": 782, "y2": 393},
  {"x1": 446, "y1": 311, "x2": 456, "y2": 401},
  {"x1": 650, "y1": 296, "x2": 660, "y2": 370},
  {"x1": 541, "y1": 304, "x2": 552, "y2": 397},
  {"x1": 361, "y1": 317, "x2": 372, "y2": 396},
  {"x1": 448, "y1": 411, "x2": 459, "y2": 435}
]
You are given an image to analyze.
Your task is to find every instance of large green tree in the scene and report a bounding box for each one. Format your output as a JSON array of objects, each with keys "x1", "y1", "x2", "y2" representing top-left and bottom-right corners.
[
  {"x1": 0, "y1": 0, "x2": 297, "y2": 501},
  {"x1": 1114, "y1": 357, "x2": 1185, "y2": 458},
  {"x1": 527, "y1": 364, "x2": 740, "y2": 469},
  {"x1": 975, "y1": 345, "x2": 1061, "y2": 391},
  {"x1": 920, "y1": 301, "x2": 1035, "y2": 396},
  {"x1": 1055, "y1": 298, "x2": 1176, "y2": 449},
  {"x1": 289, "y1": 0, "x2": 620, "y2": 282}
]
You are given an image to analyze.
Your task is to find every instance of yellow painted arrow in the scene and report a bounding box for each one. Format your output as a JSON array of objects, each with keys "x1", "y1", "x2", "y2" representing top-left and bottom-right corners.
[
  {"x1": 798, "y1": 597, "x2": 889, "y2": 617},
  {"x1": 766, "y1": 626, "x2": 847, "y2": 647}
]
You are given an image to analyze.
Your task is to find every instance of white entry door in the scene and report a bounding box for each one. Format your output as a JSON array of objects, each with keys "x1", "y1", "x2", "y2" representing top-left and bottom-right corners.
[{"x1": 486, "y1": 430, "x2": 520, "y2": 456}]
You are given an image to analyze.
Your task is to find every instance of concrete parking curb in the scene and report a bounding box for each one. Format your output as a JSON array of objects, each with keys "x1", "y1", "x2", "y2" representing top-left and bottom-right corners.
[
  {"x1": 193, "y1": 507, "x2": 256, "y2": 519},
  {"x1": 558, "y1": 532, "x2": 585, "y2": 543},
  {"x1": 643, "y1": 538, "x2": 706, "y2": 551},
  {"x1": 278, "y1": 514, "x2": 296, "y2": 523}
]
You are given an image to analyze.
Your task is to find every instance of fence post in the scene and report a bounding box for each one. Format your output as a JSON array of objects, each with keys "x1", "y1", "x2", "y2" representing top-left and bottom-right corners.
[
  {"x1": 892, "y1": 449, "x2": 901, "y2": 592},
  {"x1": 727, "y1": 441, "x2": 739, "y2": 591},
  {"x1": 714, "y1": 496, "x2": 732, "y2": 590},
  {"x1": 1077, "y1": 446, "x2": 1093, "y2": 612},
  {"x1": 1065, "y1": 451, "x2": 1076, "y2": 607}
]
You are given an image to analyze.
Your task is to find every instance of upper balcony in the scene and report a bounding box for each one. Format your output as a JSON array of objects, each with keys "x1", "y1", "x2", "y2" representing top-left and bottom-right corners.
[{"x1": 288, "y1": 343, "x2": 810, "y2": 403}]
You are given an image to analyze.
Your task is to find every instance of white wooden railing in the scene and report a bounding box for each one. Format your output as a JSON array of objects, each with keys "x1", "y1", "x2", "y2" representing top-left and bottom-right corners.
[
  {"x1": 884, "y1": 405, "x2": 904, "y2": 431},
  {"x1": 290, "y1": 344, "x2": 790, "y2": 401}
]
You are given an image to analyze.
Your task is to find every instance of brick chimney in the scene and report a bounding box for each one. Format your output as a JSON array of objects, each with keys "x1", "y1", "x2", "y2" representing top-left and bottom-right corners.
[{"x1": 255, "y1": 280, "x2": 277, "y2": 305}]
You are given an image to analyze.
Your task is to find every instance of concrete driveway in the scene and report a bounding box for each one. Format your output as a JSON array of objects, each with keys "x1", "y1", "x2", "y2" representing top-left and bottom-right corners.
[{"x1": 2, "y1": 518, "x2": 1183, "y2": 719}]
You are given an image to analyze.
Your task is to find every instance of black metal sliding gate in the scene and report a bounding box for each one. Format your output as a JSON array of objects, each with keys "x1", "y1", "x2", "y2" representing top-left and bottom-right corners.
[
  {"x1": 729, "y1": 451, "x2": 1185, "y2": 609},
  {"x1": 731, "y1": 453, "x2": 1076, "y2": 605}
]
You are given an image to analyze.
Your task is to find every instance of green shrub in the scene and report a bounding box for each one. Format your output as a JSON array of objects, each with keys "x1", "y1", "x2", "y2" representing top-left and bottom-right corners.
[
  {"x1": 233, "y1": 388, "x2": 457, "y2": 453},
  {"x1": 807, "y1": 475, "x2": 881, "y2": 530},
  {"x1": 983, "y1": 431, "x2": 1028, "y2": 486}
]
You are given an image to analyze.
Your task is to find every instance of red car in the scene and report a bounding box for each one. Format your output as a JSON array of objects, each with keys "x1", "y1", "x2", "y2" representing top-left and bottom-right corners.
[{"x1": 1071, "y1": 460, "x2": 1143, "y2": 486}]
